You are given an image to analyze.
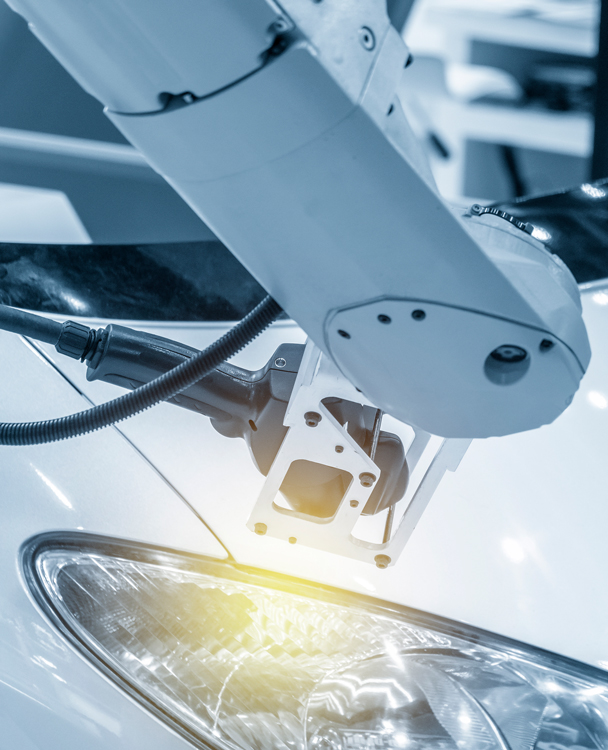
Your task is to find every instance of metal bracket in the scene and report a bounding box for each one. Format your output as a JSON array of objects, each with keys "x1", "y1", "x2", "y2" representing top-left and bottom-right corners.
[{"x1": 247, "y1": 341, "x2": 470, "y2": 568}]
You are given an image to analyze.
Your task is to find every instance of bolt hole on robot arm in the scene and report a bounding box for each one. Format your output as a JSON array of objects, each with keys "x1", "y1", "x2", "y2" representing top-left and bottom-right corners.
[{"x1": 2, "y1": 0, "x2": 591, "y2": 566}]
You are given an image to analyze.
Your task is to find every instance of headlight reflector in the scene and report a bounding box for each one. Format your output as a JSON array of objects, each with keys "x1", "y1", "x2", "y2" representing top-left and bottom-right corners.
[{"x1": 23, "y1": 534, "x2": 608, "y2": 750}]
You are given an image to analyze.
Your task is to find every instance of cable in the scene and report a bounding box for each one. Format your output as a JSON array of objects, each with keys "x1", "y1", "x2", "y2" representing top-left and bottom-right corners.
[
  {"x1": 0, "y1": 304, "x2": 63, "y2": 345},
  {"x1": 0, "y1": 305, "x2": 100, "y2": 360},
  {"x1": 0, "y1": 295, "x2": 282, "y2": 446}
]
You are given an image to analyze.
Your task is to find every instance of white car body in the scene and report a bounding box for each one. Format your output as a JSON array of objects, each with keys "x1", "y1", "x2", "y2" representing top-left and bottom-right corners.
[{"x1": 2, "y1": 277, "x2": 608, "y2": 747}]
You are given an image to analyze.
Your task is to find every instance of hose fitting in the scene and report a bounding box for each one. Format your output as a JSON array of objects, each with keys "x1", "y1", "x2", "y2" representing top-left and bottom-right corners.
[{"x1": 55, "y1": 321, "x2": 98, "y2": 360}]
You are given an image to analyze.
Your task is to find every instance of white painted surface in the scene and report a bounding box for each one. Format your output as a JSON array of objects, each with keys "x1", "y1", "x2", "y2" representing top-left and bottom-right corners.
[
  {"x1": 0, "y1": 330, "x2": 226, "y2": 749},
  {"x1": 0, "y1": 182, "x2": 91, "y2": 243}
]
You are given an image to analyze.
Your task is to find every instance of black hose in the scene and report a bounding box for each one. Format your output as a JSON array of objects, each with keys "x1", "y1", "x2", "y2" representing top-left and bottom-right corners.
[
  {"x1": 0, "y1": 304, "x2": 63, "y2": 344},
  {"x1": 0, "y1": 295, "x2": 282, "y2": 446}
]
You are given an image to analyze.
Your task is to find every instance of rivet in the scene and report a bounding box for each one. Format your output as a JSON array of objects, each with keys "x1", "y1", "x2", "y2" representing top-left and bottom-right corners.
[
  {"x1": 540, "y1": 339, "x2": 554, "y2": 351},
  {"x1": 254, "y1": 523, "x2": 267, "y2": 536},
  {"x1": 412, "y1": 309, "x2": 426, "y2": 320},
  {"x1": 350, "y1": 500, "x2": 359, "y2": 508},
  {"x1": 289, "y1": 537, "x2": 297, "y2": 544},
  {"x1": 335, "y1": 445, "x2": 344, "y2": 453},
  {"x1": 359, "y1": 472, "x2": 376, "y2": 487},
  {"x1": 304, "y1": 411, "x2": 322, "y2": 427},
  {"x1": 374, "y1": 554, "x2": 391, "y2": 569},
  {"x1": 274, "y1": 357, "x2": 287, "y2": 368},
  {"x1": 337, "y1": 329, "x2": 351, "y2": 339},
  {"x1": 378, "y1": 314, "x2": 392, "y2": 324}
]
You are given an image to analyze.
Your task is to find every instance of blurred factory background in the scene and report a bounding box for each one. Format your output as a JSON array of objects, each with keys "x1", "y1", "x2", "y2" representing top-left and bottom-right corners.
[
  {"x1": 402, "y1": 0, "x2": 601, "y2": 202},
  {"x1": 0, "y1": 0, "x2": 603, "y2": 244},
  {"x1": 0, "y1": 0, "x2": 215, "y2": 245}
]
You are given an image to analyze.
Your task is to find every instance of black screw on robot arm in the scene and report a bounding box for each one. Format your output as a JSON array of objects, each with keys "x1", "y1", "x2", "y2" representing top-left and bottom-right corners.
[{"x1": 0, "y1": 296, "x2": 283, "y2": 445}]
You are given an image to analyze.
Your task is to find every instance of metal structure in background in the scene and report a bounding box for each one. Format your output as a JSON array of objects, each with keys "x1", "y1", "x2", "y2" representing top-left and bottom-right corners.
[
  {"x1": 593, "y1": 0, "x2": 608, "y2": 179},
  {"x1": 0, "y1": 2, "x2": 210, "y2": 244}
]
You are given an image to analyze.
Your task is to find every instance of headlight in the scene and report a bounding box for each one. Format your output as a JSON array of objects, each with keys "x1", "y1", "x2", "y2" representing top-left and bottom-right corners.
[{"x1": 23, "y1": 533, "x2": 608, "y2": 750}]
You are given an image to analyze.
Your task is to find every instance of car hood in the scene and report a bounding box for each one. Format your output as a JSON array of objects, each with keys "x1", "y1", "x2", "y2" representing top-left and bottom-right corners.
[{"x1": 20, "y1": 280, "x2": 608, "y2": 672}]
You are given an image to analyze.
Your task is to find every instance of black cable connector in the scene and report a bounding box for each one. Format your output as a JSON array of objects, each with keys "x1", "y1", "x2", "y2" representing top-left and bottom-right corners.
[
  {"x1": 0, "y1": 305, "x2": 99, "y2": 360},
  {"x1": 55, "y1": 320, "x2": 98, "y2": 361},
  {"x1": 0, "y1": 296, "x2": 282, "y2": 445}
]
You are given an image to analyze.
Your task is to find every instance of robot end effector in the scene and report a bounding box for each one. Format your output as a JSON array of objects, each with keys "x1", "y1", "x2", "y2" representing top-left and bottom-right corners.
[{"x1": 83, "y1": 326, "x2": 409, "y2": 524}]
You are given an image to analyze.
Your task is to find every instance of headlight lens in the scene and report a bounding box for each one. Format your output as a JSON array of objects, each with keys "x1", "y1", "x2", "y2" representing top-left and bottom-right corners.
[{"x1": 23, "y1": 533, "x2": 608, "y2": 750}]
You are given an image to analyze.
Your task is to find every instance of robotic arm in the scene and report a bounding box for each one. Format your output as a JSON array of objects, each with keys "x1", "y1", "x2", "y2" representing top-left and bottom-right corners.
[
  {"x1": 1, "y1": 0, "x2": 592, "y2": 564},
  {"x1": 5, "y1": 0, "x2": 590, "y2": 437}
]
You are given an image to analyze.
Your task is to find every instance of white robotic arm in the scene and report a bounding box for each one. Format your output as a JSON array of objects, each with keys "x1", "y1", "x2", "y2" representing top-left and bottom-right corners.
[{"x1": 5, "y1": 0, "x2": 590, "y2": 440}]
